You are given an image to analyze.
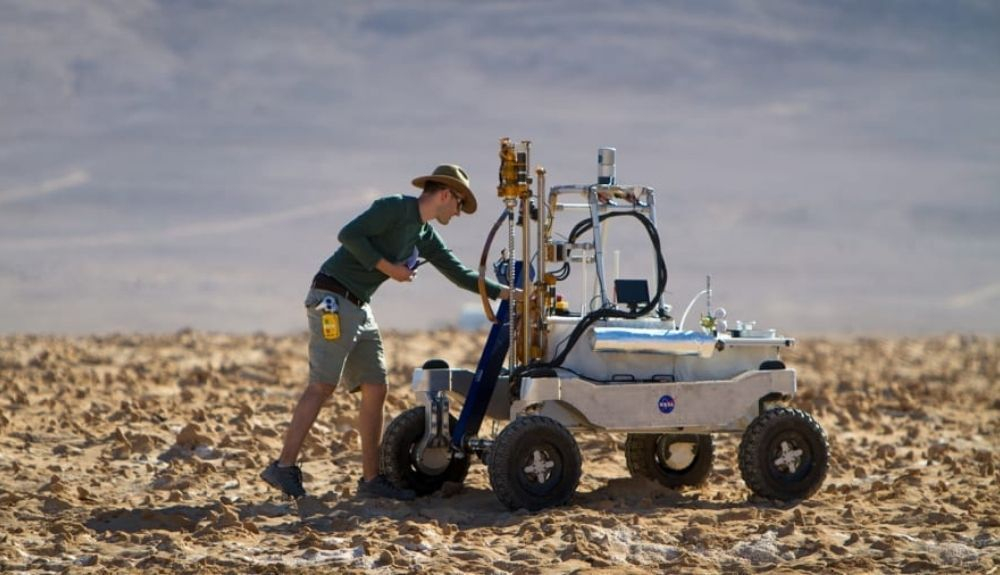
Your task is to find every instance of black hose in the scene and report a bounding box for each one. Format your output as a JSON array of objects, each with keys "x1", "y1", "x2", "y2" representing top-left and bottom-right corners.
[
  {"x1": 550, "y1": 262, "x2": 571, "y2": 281},
  {"x1": 513, "y1": 210, "x2": 667, "y2": 383}
]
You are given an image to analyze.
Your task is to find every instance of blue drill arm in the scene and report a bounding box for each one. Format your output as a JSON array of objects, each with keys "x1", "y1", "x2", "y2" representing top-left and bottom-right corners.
[{"x1": 450, "y1": 264, "x2": 522, "y2": 450}]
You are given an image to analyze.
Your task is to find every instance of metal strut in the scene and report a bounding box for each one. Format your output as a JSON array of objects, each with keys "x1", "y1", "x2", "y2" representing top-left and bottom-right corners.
[{"x1": 506, "y1": 199, "x2": 516, "y2": 376}]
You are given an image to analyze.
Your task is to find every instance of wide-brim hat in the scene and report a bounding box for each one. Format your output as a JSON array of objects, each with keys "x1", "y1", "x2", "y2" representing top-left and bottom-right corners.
[{"x1": 411, "y1": 164, "x2": 477, "y2": 214}]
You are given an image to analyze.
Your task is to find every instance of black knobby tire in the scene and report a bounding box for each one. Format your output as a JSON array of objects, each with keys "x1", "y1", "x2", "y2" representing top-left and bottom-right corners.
[
  {"x1": 380, "y1": 406, "x2": 470, "y2": 496},
  {"x1": 488, "y1": 415, "x2": 582, "y2": 511},
  {"x1": 738, "y1": 407, "x2": 829, "y2": 502},
  {"x1": 625, "y1": 433, "x2": 714, "y2": 488}
]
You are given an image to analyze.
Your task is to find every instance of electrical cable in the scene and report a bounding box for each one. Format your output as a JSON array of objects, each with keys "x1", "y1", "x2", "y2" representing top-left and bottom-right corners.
[
  {"x1": 550, "y1": 262, "x2": 570, "y2": 281},
  {"x1": 511, "y1": 210, "x2": 668, "y2": 386}
]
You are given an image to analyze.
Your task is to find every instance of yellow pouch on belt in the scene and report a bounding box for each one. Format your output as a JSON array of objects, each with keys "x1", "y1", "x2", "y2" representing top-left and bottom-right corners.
[
  {"x1": 322, "y1": 312, "x2": 341, "y2": 340},
  {"x1": 316, "y1": 296, "x2": 341, "y2": 340}
]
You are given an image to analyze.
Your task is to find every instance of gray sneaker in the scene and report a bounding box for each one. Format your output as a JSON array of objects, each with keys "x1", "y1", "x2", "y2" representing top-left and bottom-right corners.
[
  {"x1": 357, "y1": 475, "x2": 416, "y2": 501},
  {"x1": 261, "y1": 461, "x2": 306, "y2": 498}
]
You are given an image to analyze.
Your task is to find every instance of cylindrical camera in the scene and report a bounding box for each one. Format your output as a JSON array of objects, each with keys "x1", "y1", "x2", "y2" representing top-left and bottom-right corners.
[{"x1": 597, "y1": 147, "x2": 616, "y2": 185}]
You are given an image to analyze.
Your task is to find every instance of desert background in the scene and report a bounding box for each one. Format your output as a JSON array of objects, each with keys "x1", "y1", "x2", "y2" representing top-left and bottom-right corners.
[
  {"x1": 1, "y1": 330, "x2": 997, "y2": 573},
  {"x1": 2, "y1": 1, "x2": 999, "y2": 573}
]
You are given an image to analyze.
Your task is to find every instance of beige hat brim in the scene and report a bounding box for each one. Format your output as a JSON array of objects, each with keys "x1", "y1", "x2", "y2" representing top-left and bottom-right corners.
[{"x1": 412, "y1": 175, "x2": 477, "y2": 214}]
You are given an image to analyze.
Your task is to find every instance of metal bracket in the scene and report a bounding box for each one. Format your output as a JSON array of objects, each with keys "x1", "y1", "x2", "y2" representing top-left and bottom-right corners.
[{"x1": 415, "y1": 390, "x2": 452, "y2": 474}]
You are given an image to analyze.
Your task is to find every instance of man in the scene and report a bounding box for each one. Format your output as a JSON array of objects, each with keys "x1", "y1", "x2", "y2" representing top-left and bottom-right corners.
[{"x1": 261, "y1": 164, "x2": 510, "y2": 500}]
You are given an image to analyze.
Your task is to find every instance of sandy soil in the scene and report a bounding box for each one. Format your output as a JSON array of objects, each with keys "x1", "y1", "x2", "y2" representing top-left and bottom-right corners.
[{"x1": 0, "y1": 330, "x2": 997, "y2": 574}]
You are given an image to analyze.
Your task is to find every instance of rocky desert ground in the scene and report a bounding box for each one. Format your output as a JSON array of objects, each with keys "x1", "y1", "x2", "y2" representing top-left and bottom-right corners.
[{"x1": 0, "y1": 330, "x2": 997, "y2": 573}]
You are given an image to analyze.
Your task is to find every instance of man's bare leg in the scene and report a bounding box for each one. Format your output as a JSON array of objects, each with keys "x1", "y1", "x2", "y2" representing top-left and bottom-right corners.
[
  {"x1": 358, "y1": 381, "x2": 387, "y2": 481},
  {"x1": 278, "y1": 382, "x2": 335, "y2": 466}
]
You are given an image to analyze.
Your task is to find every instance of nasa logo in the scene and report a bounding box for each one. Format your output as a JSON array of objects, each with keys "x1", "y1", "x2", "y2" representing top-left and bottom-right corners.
[{"x1": 658, "y1": 395, "x2": 675, "y2": 414}]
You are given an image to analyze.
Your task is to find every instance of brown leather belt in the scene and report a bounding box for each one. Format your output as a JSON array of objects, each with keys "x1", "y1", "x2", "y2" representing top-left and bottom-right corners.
[{"x1": 311, "y1": 273, "x2": 364, "y2": 307}]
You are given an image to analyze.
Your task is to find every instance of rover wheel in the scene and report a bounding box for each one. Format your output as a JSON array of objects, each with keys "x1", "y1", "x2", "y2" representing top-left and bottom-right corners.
[
  {"x1": 381, "y1": 406, "x2": 470, "y2": 496},
  {"x1": 488, "y1": 415, "x2": 581, "y2": 511},
  {"x1": 625, "y1": 433, "x2": 714, "y2": 488},
  {"x1": 738, "y1": 407, "x2": 829, "y2": 502}
]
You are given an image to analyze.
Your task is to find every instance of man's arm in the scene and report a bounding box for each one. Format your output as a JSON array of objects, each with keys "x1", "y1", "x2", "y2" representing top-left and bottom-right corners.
[
  {"x1": 418, "y1": 227, "x2": 506, "y2": 299},
  {"x1": 337, "y1": 197, "x2": 400, "y2": 271},
  {"x1": 375, "y1": 258, "x2": 414, "y2": 283}
]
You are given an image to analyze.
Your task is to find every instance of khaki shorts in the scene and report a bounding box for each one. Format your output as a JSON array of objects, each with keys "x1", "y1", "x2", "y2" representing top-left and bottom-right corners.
[{"x1": 304, "y1": 288, "x2": 387, "y2": 392}]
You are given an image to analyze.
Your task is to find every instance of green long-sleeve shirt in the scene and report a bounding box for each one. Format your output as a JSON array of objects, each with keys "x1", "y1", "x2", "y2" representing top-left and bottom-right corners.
[{"x1": 319, "y1": 195, "x2": 504, "y2": 304}]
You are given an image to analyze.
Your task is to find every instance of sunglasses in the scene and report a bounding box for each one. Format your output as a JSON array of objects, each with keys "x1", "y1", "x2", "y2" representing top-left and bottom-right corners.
[{"x1": 448, "y1": 189, "x2": 464, "y2": 211}]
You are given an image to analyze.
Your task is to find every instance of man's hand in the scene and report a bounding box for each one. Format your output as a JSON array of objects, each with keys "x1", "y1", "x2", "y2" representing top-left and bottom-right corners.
[
  {"x1": 500, "y1": 287, "x2": 523, "y2": 300},
  {"x1": 376, "y1": 259, "x2": 415, "y2": 283}
]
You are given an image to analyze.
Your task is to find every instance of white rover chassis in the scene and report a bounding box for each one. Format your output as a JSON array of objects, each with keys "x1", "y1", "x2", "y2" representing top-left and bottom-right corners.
[
  {"x1": 413, "y1": 319, "x2": 797, "y2": 434},
  {"x1": 397, "y1": 317, "x2": 827, "y2": 511}
]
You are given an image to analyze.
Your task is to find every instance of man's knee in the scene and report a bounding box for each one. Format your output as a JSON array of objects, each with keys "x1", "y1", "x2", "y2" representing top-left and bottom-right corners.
[{"x1": 305, "y1": 382, "x2": 336, "y2": 400}]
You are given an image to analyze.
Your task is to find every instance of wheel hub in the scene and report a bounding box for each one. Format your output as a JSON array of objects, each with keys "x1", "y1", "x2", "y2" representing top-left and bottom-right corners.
[
  {"x1": 773, "y1": 440, "x2": 803, "y2": 473},
  {"x1": 660, "y1": 441, "x2": 697, "y2": 470},
  {"x1": 415, "y1": 442, "x2": 452, "y2": 474},
  {"x1": 523, "y1": 449, "x2": 555, "y2": 483}
]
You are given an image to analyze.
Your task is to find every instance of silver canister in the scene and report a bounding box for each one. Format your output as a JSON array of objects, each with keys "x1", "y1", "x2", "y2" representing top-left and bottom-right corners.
[{"x1": 591, "y1": 327, "x2": 718, "y2": 358}]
